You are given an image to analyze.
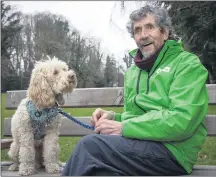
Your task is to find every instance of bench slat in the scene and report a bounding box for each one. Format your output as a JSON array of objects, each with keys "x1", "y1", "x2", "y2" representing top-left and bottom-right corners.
[
  {"x1": 207, "y1": 84, "x2": 216, "y2": 104},
  {"x1": 3, "y1": 117, "x2": 94, "y2": 137},
  {"x1": 59, "y1": 117, "x2": 94, "y2": 136},
  {"x1": 5, "y1": 84, "x2": 216, "y2": 109},
  {"x1": 3, "y1": 115, "x2": 216, "y2": 137},
  {"x1": 205, "y1": 115, "x2": 216, "y2": 136},
  {"x1": 1, "y1": 165, "x2": 60, "y2": 176},
  {"x1": 1, "y1": 163, "x2": 216, "y2": 176},
  {"x1": 5, "y1": 87, "x2": 124, "y2": 109},
  {"x1": 1, "y1": 139, "x2": 13, "y2": 150},
  {"x1": 191, "y1": 165, "x2": 216, "y2": 176}
]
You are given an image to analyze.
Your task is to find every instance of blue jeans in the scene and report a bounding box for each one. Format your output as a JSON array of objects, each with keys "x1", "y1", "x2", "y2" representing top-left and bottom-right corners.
[{"x1": 61, "y1": 134, "x2": 187, "y2": 176}]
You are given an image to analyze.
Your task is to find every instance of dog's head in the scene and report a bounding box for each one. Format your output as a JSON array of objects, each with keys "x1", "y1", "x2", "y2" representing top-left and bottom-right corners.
[{"x1": 27, "y1": 56, "x2": 77, "y2": 109}]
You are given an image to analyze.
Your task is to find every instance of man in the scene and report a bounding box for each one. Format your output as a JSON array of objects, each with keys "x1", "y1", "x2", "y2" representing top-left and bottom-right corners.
[{"x1": 62, "y1": 4, "x2": 208, "y2": 176}]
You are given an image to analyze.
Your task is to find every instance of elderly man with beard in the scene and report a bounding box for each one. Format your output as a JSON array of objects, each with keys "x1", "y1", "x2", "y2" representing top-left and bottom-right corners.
[{"x1": 62, "y1": 4, "x2": 208, "y2": 176}]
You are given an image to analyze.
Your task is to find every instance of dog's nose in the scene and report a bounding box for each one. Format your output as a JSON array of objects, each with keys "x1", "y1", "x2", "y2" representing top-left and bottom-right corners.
[{"x1": 69, "y1": 73, "x2": 76, "y2": 80}]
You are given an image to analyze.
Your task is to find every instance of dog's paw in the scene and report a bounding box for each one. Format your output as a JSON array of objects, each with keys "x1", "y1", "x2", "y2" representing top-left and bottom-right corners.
[
  {"x1": 18, "y1": 163, "x2": 35, "y2": 176},
  {"x1": 8, "y1": 163, "x2": 19, "y2": 171},
  {"x1": 45, "y1": 163, "x2": 60, "y2": 174},
  {"x1": 58, "y1": 160, "x2": 63, "y2": 166}
]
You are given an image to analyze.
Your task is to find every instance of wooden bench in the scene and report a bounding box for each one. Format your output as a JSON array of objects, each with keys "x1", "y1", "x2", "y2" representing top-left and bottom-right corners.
[{"x1": 1, "y1": 85, "x2": 216, "y2": 176}]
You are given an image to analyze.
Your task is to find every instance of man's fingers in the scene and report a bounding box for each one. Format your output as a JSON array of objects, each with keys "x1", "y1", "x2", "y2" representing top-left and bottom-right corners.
[
  {"x1": 95, "y1": 126, "x2": 115, "y2": 135},
  {"x1": 92, "y1": 115, "x2": 98, "y2": 125},
  {"x1": 94, "y1": 123, "x2": 112, "y2": 135},
  {"x1": 95, "y1": 119, "x2": 122, "y2": 135},
  {"x1": 95, "y1": 119, "x2": 106, "y2": 133},
  {"x1": 94, "y1": 126, "x2": 101, "y2": 134},
  {"x1": 90, "y1": 119, "x2": 95, "y2": 126},
  {"x1": 90, "y1": 115, "x2": 96, "y2": 126},
  {"x1": 91, "y1": 108, "x2": 102, "y2": 125},
  {"x1": 95, "y1": 118, "x2": 108, "y2": 127}
]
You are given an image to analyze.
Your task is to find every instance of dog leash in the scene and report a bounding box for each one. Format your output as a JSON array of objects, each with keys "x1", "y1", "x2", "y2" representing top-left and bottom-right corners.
[{"x1": 58, "y1": 109, "x2": 95, "y2": 130}]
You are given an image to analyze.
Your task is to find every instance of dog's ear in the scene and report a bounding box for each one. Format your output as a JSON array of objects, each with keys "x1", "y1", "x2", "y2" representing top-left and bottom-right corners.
[{"x1": 27, "y1": 70, "x2": 55, "y2": 109}]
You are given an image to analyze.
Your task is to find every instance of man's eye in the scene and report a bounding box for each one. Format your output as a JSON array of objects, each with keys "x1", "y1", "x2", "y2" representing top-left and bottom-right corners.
[
  {"x1": 146, "y1": 25, "x2": 154, "y2": 29},
  {"x1": 134, "y1": 28, "x2": 141, "y2": 34}
]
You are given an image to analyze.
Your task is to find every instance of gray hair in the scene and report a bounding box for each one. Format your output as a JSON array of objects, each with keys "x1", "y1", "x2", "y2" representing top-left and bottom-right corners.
[{"x1": 126, "y1": 5, "x2": 179, "y2": 40}]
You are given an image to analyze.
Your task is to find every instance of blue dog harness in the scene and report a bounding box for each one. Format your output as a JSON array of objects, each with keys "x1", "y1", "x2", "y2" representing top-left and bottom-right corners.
[
  {"x1": 26, "y1": 101, "x2": 94, "y2": 140},
  {"x1": 26, "y1": 101, "x2": 59, "y2": 140}
]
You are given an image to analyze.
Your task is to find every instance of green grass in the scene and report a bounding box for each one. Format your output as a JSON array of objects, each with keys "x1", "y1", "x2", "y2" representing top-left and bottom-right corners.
[{"x1": 1, "y1": 93, "x2": 216, "y2": 165}]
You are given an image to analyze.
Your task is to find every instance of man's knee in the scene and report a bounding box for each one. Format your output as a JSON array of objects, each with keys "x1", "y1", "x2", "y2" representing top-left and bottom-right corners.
[{"x1": 77, "y1": 134, "x2": 101, "y2": 151}]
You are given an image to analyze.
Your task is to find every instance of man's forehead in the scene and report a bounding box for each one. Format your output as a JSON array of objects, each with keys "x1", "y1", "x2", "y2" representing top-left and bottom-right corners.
[{"x1": 133, "y1": 14, "x2": 157, "y2": 27}]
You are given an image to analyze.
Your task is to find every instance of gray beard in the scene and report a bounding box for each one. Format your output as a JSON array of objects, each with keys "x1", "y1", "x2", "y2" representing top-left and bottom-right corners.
[{"x1": 141, "y1": 51, "x2": 154, "y2": 61}]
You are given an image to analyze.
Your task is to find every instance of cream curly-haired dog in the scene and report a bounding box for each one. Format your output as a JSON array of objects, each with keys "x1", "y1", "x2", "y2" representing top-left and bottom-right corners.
[{"x1": 8, "y1": 56, "x2": 77, "y2": 176}]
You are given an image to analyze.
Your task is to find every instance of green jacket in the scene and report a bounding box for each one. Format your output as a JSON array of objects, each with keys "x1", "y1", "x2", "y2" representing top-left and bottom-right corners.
[{"x1": 115, "y1": 40, "x2": 209, "y2": 174}]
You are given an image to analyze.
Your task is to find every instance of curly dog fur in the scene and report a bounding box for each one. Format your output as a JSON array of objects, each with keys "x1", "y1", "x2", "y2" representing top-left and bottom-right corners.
[{"x1": 8, "y1": 56, "x2": 77, "y2": 176}]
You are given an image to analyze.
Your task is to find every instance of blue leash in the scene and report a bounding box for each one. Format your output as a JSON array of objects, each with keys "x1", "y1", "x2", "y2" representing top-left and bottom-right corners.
[{"x1": 58, "y1": 109, "x2": 95, "y2": 130}]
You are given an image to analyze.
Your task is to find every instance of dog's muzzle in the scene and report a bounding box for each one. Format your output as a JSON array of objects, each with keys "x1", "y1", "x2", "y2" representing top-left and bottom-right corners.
[{"x1": 68, "y1": 71, "x2": 77, "y2": 84}]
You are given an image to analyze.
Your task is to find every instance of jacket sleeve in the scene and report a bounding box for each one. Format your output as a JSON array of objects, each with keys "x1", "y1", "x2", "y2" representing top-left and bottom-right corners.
[{"x1": 122, "y1": 57, "x2": 209, "y2": 141}]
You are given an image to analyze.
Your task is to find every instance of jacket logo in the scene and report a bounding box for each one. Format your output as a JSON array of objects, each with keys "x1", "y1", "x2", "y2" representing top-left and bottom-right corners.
[{"x1": 156, "y1": 67, "x2": 170, "y2": 74}]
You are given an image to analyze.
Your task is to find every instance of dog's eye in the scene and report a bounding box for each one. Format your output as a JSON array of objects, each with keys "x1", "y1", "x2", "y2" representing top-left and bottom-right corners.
[
  {"x1": 54, "y1": 70, "x2": 58, "y2": 75},
  {"x1": 63, "y1": 68, "x2": 67, "y2": 71}
]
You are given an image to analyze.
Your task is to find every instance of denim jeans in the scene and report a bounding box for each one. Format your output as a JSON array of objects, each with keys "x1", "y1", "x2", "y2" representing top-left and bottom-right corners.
[{"x1": 61, "y1": 134, "x2": 187, "y2": 176}]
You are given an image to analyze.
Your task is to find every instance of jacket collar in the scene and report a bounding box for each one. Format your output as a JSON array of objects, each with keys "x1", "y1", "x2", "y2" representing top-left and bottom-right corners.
[{"x1": 129, "y1": 40, "x2": 184, "y2": 75}]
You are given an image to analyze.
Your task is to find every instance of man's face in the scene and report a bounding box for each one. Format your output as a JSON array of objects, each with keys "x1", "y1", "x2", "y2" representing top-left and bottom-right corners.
[{"x1": 133, "y1": 13, "x2": 168, "y2": 60}]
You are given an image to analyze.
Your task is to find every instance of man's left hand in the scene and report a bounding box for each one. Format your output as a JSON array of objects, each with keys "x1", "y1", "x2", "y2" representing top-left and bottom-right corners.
[{"x1": 95, "y1": 119, "x2": 122, "y2": 135}]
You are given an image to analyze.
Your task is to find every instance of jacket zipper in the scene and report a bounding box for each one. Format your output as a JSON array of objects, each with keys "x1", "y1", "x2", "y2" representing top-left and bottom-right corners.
[
  {"x1": 132, "y1": 47, "x2": 169, "y2": 112},
  {"x1": 136, "y1": 70, "x2": 142, "y2": 94},
  {"x1": 146, "y1": 47, "x2": 169, "y2": 94},
  {"x1": 146, "y1": 72, "x2": 150, "y2": 94},
  {"x1": 134, "y1": 70, "x2": 146, "y2": 113}
]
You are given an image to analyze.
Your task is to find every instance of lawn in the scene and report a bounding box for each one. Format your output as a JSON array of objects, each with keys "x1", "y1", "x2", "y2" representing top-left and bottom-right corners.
[{"x1": 1, "y1": 93, "x2": 216, "y2": 165}]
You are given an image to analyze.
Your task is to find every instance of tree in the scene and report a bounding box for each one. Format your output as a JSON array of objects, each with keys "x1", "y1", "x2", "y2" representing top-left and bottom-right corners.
[
  {"x1": 161, "y1": 1, "x2": 216, "y2": 83},
  {"x1": 104, "y1": 55, "x2": 118, "y2": 87},
  {"x1": 1, "y1": 1, "x2": 23, "y2": 91},
  {"x1": 123, "y1": 53, "x2": 133, "y2": 69},
  {"x1": 2, "y1": 4, "x2": 121, "y2": 90}
]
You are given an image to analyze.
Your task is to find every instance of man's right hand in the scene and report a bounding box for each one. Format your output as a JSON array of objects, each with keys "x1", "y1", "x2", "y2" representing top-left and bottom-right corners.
[{"x1": 91, "y1": 108, "x2": 115, "y2": 126}]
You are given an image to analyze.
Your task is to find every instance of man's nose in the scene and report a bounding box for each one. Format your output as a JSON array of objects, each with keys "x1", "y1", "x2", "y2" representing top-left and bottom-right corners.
[{"x1": 140, "y1": 29, "x2": 149, "y2": 38}]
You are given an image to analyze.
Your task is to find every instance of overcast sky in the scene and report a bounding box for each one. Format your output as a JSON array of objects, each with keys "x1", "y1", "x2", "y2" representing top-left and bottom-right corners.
[{"x1": 8, "y1": 1, "x2": 143, "y2": 65}]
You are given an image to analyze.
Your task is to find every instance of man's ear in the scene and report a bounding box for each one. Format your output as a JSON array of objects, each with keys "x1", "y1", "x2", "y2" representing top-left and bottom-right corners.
[{"x1": 161, "y1": 28, "x2": 169, "y2": 41}]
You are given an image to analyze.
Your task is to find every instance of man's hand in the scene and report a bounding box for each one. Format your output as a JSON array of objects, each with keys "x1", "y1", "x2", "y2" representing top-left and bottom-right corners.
[
  {"x1": 95, "y1": 119, "x2": 122, "y2": 135},
  {"x1": 91, "y1": 108, "x2": 115, "y2": 126}
]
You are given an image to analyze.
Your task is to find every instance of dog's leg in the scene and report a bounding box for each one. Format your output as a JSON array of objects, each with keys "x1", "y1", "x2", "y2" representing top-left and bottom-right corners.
[
  {"x1": 57, "y1": 143, "x2": 62, "y2": 166},
  {"x1": 8, "y1": 141, "x2": 19, "y2": 171},
  {"x1": 18, "y1": 129, "x2": 36, "y2": 176},
  {"x1": 43, "y1": 120, "x2": 61, "y2": 174}
]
